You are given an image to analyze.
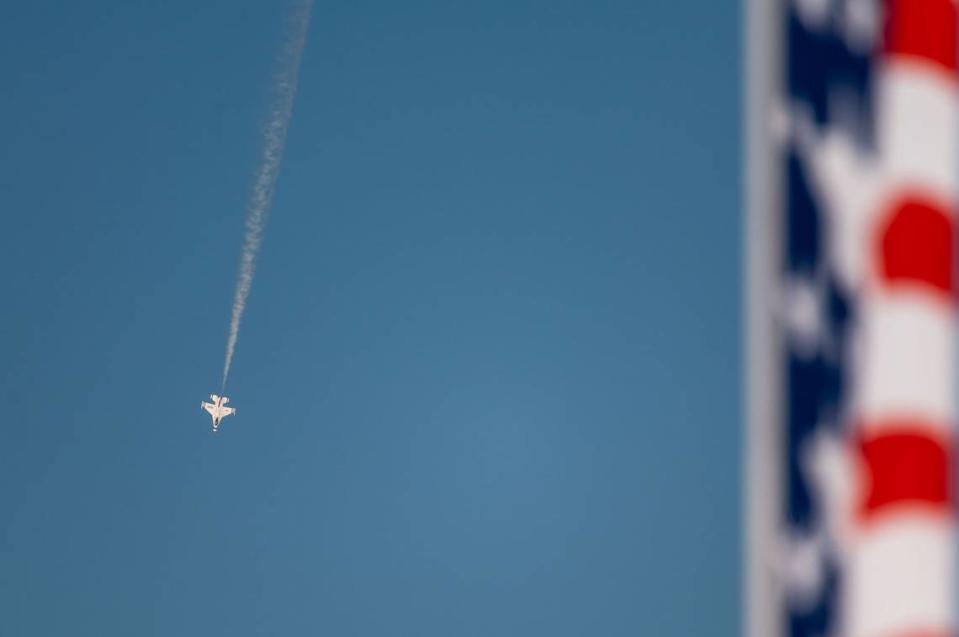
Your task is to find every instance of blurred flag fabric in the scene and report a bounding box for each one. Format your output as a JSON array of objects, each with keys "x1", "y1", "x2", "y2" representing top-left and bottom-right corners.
[{"x1": 746, "y1": 1, "x2": 957, "y2": 637}]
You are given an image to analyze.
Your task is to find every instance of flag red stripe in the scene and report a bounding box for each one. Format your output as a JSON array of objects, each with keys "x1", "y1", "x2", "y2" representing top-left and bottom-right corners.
[
  {"x1": 884, "y1": 0, "x2": 958, "y2": 71},
  {"x1": 877, "y1": 196, "x2": 954, "y2": 295},
  {"x1": 857, "y1": 427, "x2": 953, "y2": 519}
]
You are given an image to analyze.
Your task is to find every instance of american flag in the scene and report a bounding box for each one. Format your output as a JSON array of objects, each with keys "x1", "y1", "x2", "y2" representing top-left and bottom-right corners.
[{"x1": 747, "y1": 1, "x2": 957, "y2": 637}]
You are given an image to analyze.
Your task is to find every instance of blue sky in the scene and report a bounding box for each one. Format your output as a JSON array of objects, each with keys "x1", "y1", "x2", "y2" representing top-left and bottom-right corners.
[{"x1": 0, "y1": 1, "x2": 740, "y2": 634}]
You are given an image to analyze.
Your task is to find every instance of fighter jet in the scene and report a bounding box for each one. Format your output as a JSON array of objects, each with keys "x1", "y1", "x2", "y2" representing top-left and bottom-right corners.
[{"x1": 201, "y1": 394, "x2": 235, "y2": 432}]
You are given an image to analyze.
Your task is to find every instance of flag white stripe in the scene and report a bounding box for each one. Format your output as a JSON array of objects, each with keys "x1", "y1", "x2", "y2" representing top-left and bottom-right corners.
[
  {"x1": 856, "y1": 293, "x2": 955, "y2": 429},
  {"x1": 846, "y1": 518, "x2": 955, "y2": 637},
  {"x1": 878, "y1": 63, "x2": 959, "y2": 199}
]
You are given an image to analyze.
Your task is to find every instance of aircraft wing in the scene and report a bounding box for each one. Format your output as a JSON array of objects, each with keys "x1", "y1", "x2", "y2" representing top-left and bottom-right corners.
[
  {"x1": 222, "y1": 407, "x2": 235, "y2": 418},
  {"x1": 202, "y1": 402, "x2": 216, "y2": 416}
]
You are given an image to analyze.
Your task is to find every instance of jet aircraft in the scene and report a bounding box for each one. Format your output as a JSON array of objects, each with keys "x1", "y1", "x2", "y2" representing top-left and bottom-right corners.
[{"x1": 201, "y1": 394, "x2": 235, "y2": 432}]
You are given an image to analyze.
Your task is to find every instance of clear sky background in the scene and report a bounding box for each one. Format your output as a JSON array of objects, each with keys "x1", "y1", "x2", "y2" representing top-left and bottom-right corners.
[{"x1": 0, "y1": 1, "x2": 740, "y2": 634}]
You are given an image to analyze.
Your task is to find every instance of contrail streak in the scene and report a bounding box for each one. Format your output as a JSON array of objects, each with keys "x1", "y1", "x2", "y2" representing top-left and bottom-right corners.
[{"x1": 221, "y1": 0, "x2": 313, "y2": 390}]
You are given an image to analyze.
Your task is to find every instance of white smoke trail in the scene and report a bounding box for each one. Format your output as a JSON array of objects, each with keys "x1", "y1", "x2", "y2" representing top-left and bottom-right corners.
[{"x1": 221, "y1": 0, "x2": 314, "y2": 390}]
